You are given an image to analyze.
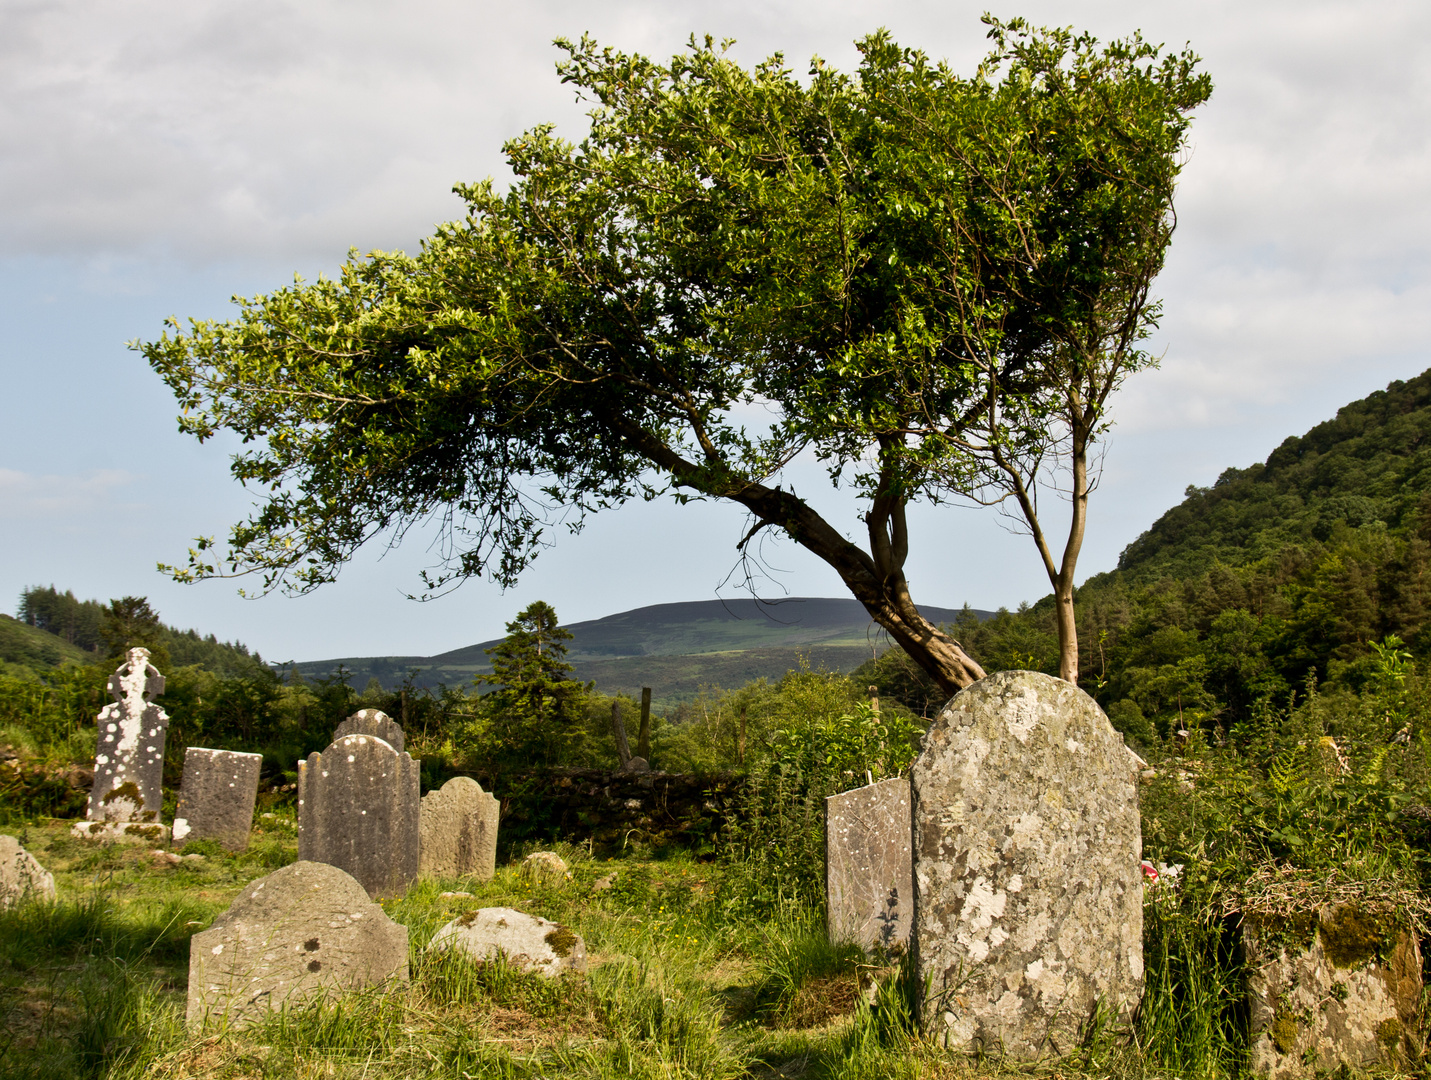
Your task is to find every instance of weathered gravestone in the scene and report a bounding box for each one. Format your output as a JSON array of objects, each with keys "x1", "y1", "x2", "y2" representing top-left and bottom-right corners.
[
  {"x1": 298, "y1": 733, "x2": 420, "y2": 898},
  {"x1": 1245, "y1": 902, "x2": 1423, "y2": 1077},
  {"x1": 911, "y1": 670, "x2": 1142, "y2": 1059},
  {"x1": 174, "y1": 748, "x2": 264, "y2": 852},
  {"x1": 420, "y1": 776, "x2": 499, "y2": 880},
  {"x1": 85, "y1": 647, "x2": 170, "y2": 826},
  {"x1": 826, "y1": 777, "x2": 912, "y2": 952},
  {"x1": 186, "y1": 860, "x2": 408, "y2": 1029},
  {"x1": 0, "y1": 835, "x2": 57, "y2": 909},
  {"x1": 428, "y1": 907, "x2": 587, "y2": 978},
  {"x1": 333, "y1": 708, "x2": 405, "y2": 753}
]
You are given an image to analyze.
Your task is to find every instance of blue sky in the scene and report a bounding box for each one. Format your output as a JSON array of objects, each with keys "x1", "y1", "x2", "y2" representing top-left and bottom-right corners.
[{"x1": 3, "y1": 0, "x2": 1429, "y2": 663}]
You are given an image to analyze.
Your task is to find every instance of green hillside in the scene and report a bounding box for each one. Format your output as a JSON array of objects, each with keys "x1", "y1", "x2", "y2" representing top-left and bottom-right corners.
[
  {"x1": 0, "y1": 614, "x2": 92, "y2": 673},
  {"x1": 290, "y1": 597, "x2": 984, "y2": 698}
]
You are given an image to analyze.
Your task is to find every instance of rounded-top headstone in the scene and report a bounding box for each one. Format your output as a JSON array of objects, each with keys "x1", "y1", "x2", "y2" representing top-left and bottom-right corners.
[
  {"x1": 185, "y1": 860, "x2": 409, "y2": 1029},
  {"x1": 911, "y1": 671, "x2": 1142, "y2": 1059},
  {"x1": 333, "y1": 709, "x2": 405, "y2": 754}
]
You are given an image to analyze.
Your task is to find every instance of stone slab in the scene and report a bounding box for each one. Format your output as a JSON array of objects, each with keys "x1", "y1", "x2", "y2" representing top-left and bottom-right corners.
[
  {"x1": 420, "y1": 776, "x2": 499, "y2": 880},
  {"x1": 826, "y1": 777, "x2": 912, "y2": 952},
  {"x1": 186, "y1": 860, "x2": 408, "y2": 1029},
  {"x1": 911, "y1": 671, "x2": 1143, "y2": 1059},
  {"x1": 298, "y1": 733, "x2": 420, "y2": 899},
  {"x1": 174, "y1": 748, "x2": 264, "y2": 852},
  {"x1": 0, "y1": 835, "x2": 57, "y2": 908},
  {"x1": 332, "y1": 709, "x2": 405, "y2": 754},
  {"x1": 1247, "y1": 905, "x2": 1423, "y2": 1077},
  {"x1": 87, "y1": 647, "x2": 169, "y2": 823},
  {"x1": 428, "y1": 907, "x2": 586, "y2": 977}
]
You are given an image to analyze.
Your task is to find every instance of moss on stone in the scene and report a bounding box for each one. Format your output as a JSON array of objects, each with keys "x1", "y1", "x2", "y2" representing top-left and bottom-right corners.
[
  {"x1": 1320, "y1": 903, "x2": 1387, "y2": 969},
  {"x1": 544, "y1": 925, "x2": 578, "y2": 958},
  {"x1": 1376, "y1": 1017, "x2": 1402, "y2": 1050},
  {"x1": 1271, "y1": 1012, "x2": 1300, "y2": 1055},
  {"x1": 102, "y1": 781, "x2": 141, "y2": 806}
]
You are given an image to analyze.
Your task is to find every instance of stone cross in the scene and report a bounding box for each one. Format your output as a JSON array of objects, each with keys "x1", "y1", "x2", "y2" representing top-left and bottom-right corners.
[
  {"x1": 174, "y1": 748, "x2": 264, "y2": 852},
  {"x1": 87, "y1": 647, "x2": 169, "y2": 823},
  {"x1": 420, "y1": 776, "x2": 499, "y2": 880},
  {"x1": 911, "y1": 670, "x2": 1143, "y2": 1059},
  {"x1": 332, "y1": 708, "x2": 406, "y2": 754},
  {"x1": 298, "y1": 733, "x2": 420, "y2": 899},
  {"x1": 826, "y1": 776, "x2": 912, "y2": 952}
]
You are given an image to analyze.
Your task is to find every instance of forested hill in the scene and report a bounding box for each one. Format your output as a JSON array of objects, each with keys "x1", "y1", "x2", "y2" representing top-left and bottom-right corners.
[{"x1": 1113, "y1": 369, "x2": 1431, "y2": 581}]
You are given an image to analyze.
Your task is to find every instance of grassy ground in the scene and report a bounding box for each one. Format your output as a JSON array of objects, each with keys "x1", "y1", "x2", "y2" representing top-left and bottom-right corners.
[{"x1": 0, "y1": 815, "x2": 1289, "y2": 1080}]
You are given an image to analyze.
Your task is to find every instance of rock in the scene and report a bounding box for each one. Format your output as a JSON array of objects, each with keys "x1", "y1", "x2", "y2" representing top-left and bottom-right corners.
[
  {"x1": 87, "y1": 647, "x2": 169, "y2": 824},
  {"x1": 427, "y1": 907, "x2": 586, "y2": 977},
  {"x1": 186, "y1": 860, "x2": 408, "y2": 1029},
  {"x1": 71, "y1": 820, "x2": 171, "y2": 844},
  {"x1": 298, "y1": 733, "x2": 420, "y2": 899},
  {"x1": 174, "y1": 747, "x2": 264, "y2": 852},
  {"x1": 0, "y1": 835, "x2": 57, "y2": 908},
  {"x1": 439, "y1": 890, "x2": 474, "y2": 900},
  {"x1": 1247, "y1": 904, "x2": 1423, "y2": 1077},
  {"x1": 911, "y1": 671, "x2": 1143, "y2": 1059},
  {"x1": 618, "y1": 756, "x2": 650, "y2": 774},
  {"x1": 420, "y1": 776, "x2": 499, "y2": 881},
  {"x1": 825, "y1": 776, "x2": 912, "y2": 953},
  {"x1": 592, "y1": 872, "x2": 617, "y2": 891},
  {"x1": 520, "y1": 851, "x2": 569, "y2": 886},
  {"x1": 332, "y1": 709, "x2": 406, "y2": 754}
]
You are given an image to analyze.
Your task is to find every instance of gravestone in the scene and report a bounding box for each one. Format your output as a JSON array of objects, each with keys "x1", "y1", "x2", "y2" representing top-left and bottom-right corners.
[
  {"x1": 186, "y1": 860, "x2": 408, "y2": 1029},
  {"x1": 826, "y1": 776, "x2": 912, "y2": 952},
  {"x1": 1246, "y1": 904, "x2": 1423, "y2": 1077},
  {"x1": 911, "y1": 671, "x2": 1142, "y2": 1059},
  {"x1": 298, "y1": 733, "x2": 420, "y2": 898},
  {"x1": 174, "y1": 748, "x2": 264, "y2": 852},
  {"x1": 0, "y1": 835, "x2": 57, "y2": 909},
  {"x1": 428, "y1": 907, "x2": 586, "y2": 978},
  {"x1": 87, "y1": 647, "x2": 169, "y2": 824},
  {"x1": 419, "y1": 776, "x2": 499, "y2": 880},
  {"x1": 332, "y1": 709, "x2": 405, "y2": 754}
]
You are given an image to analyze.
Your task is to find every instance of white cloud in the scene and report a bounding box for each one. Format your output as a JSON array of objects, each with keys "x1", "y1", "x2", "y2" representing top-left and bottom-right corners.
[{"x1": 0, "y1": 468, "x2": 143, "y2": 520}]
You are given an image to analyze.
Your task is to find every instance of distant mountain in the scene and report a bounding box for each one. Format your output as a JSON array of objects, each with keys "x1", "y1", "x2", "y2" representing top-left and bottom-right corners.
[
  {"x1": 1111, "y1": 369, "x2": 1431, "y2": 582},
  {"x1": 289, "y1": 597, "x2": 991, "y2": 701}
]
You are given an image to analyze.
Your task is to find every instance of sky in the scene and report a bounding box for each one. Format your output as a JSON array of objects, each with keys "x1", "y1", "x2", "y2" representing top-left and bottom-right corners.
[{"x1": 2, "y1": 0, "x2": 1429, "y2": 664}]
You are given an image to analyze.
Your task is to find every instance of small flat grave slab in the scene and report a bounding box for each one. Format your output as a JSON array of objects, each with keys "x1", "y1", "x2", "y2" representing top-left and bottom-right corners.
[
  {"x1": 186, "y1": 860, "x2": 408, "y2": 1029},
  {"x1": 174, "y1": 748, "x2": 264, "y2": 852},
  {"x1": 826, "y1": 777, "x2": 912, "y2": 952},
  {"x1": 428, "y1": 907, "x2": 586, "y2": 978},
  {"x1": 0, "y1": 835, "x2": 56, "y2": 908}
]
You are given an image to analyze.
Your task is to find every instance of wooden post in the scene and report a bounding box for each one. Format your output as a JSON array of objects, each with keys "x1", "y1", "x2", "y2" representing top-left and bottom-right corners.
[
  {"x1": 637, "y1": 687, "x2": 652, "y2": 761},
  {"x1": 737, "y1": 705, "x2": 747, "y2": 766},
  {"x1": 611, "y1": 700, "x2": 632, "y2": 767}
]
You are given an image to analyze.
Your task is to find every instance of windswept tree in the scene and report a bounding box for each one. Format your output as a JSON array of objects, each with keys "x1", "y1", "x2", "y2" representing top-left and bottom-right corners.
[
  {"x1": 141, "y1": 19, "x2": 1209, "y2": 696},
  {"x1": 477, "y1": 600, "x2": 586, "y2": 765}
]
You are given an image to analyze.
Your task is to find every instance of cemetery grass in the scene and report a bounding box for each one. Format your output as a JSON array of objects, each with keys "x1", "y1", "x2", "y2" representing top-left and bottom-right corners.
[{"x1": 2, "y1": 825, "x2": 1191, "y2": 1080}]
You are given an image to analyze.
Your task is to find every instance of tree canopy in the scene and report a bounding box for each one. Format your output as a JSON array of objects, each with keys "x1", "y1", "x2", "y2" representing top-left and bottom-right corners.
[{"x1": 141, "y1": 18, "x2": 1210, "y2": 695}]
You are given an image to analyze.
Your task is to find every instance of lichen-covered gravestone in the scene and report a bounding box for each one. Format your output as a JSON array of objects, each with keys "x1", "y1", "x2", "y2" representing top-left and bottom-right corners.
[
  {"x1": 186, "y1": 860, "x2": 408, "y2": 1029},
  {"x1": 428, "y1": 907, "x2": 586, "y2": 977},
  {"x1": 333, "y1": 708, "x2": 406, "y2": 753},
  {"x1": 73, "y1": 647, "x2": 172, "y2": 843},
  {"x1": 420, "y1": 776, "x2": 499, "y2": 880},
  {"x1": 1246, "y1": 902, "x2": 1423, "y2": 1077},
  {"x1": 174, "y1": 748, "x2": 264, "y2": 852},
  {"x1": 911, "y1": 671, "x2": 1142, "y2": 1059},
  {"x1": 298, "y1": 732, "x2": 420, "y2": 898},
  {"x1": 826, "y1": 777, "x2": 912, "y2": 952},
  {"x1": 0, "y1": 835, "x2": 57, "y2": 909}
]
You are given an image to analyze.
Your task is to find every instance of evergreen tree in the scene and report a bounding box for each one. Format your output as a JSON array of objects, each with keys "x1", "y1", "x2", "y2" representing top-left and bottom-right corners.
[{"x1": 477, "y1": 602, "x2": 586, "y2": 766}]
